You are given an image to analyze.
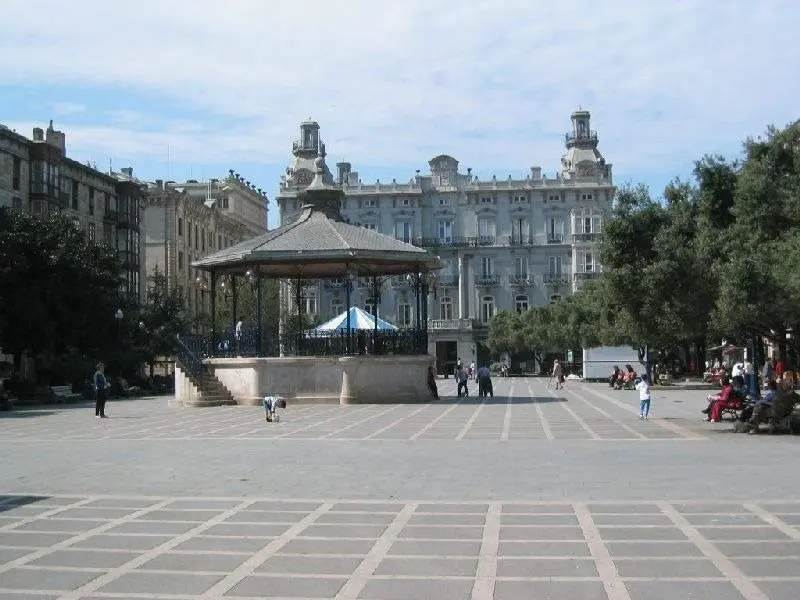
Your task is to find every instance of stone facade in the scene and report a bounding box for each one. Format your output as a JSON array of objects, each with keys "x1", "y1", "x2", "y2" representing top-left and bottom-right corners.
[
  {"x1": 143, "y1": 181, "x2": 248, "y2": 325},
  {"x1": 0, "y1": 121, "x2": 145, "y2": 301},
  {"x1": 275, "y1": 111, "x2": 614, "y2": 365},
  {"x1": 175, "y1": 172, "x2": 269, "y2": 238}
]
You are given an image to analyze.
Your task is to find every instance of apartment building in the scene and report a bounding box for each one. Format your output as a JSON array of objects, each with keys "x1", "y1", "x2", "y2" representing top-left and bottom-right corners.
[
  {"x1": 0, "y1": 121, "x2": 145, "y2": 301},
  {"x1": 143, "y1": 180, "x2": 250, "y2": 327},
  {"x1": 275, "y1": 111, "x2": 614, "y2": 363}
]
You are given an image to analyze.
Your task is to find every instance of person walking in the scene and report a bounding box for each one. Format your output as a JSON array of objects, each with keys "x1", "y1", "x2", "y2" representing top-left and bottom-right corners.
[
  {"x1": 551, "y1": 359, "x2": 564, "y2": 390},
  {"x1": 93, "y1": 362, "x2": 109, "y2": 418},
  {"x1": 636, "y1": 374, "x2": 651, "y2": 420}
]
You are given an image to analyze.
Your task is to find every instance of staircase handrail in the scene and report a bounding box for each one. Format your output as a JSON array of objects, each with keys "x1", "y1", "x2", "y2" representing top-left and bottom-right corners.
[{"x1": 175, "y1": 334, "x2": 204, "y2": 380}]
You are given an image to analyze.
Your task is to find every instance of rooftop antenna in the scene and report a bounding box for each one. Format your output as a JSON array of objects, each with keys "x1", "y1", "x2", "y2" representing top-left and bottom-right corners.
[
  {"x1": 109, "y1": 158, "x2": 112, "y2": 175},
  {"x1": 167, "y1": 144, "x2": 171, "y2": 181}
]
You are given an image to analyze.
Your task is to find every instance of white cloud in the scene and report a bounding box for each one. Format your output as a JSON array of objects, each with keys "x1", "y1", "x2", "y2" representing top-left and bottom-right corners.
[{"x1": 2, "y1": 0, "x2": 799, "y2": 178}]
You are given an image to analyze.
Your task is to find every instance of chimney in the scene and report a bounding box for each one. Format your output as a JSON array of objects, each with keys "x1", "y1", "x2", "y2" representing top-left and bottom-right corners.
[
  {"x1": 530, "y1": 166, "x2": 542, "y2": 180},
  {"x1": 32, "y1": 127, "x2": 44, "y2": 141},
  {"x1": 121, "y1": 167, "x2": 133, "y2": 178},
  {"x1": 156, "y1": 179, "x2": 163, "y2": 189}
]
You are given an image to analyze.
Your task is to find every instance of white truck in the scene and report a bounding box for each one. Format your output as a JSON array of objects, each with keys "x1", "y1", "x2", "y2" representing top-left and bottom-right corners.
[{"x1": 582, "y1": 346, "x2": 646, "y2": 381}]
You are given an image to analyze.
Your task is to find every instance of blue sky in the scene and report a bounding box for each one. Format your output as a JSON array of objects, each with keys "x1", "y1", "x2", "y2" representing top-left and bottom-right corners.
[{"x1": 2, "y1": 0, "x2": 798, "y2": 229}]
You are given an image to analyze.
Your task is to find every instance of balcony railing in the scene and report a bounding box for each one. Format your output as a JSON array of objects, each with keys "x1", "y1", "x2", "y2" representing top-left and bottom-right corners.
[
  {"x1": 565, "y1": 130, "x2": 598, "y2": 144},
  {"x1": 572, "y1": 232, "x2": 599, "y2": 243},
  {"x1": 509, "y1": 274, "x2": 534, "y2": 287},
  {"x1": 437, "y1": 275, "x2": 459, "y2": 288},
  {"x1": 324, "y1": 279, "x2": 346, "y2": 289},
  {"x1": 547, "y1": 235, "x2": 565, "y2": 244},
  {"x1": 413, "y1": 236, "x2": 497, "y2": 248},
  {"x1": 542, "y1": 273, "x2": 569, "y2": 286},
  {"x1": 573, "y1": 271, "x2": 601, "y2": 281},
  {"x1": 474, "y1": 275, "x2": 500, "y2": 287},
  {"x1": 428, "y1": 318, "x2": 474, "y2": 331},
  {"x1": 509, "y1": 236, "x2": 532, "y2": 246}
]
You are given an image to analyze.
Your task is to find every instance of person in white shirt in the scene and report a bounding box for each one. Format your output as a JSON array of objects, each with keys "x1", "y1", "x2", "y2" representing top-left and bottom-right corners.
[
  {"x1": 636, "y1": 374, "x2": 651, "y2": 420},
  {"x1": 731, "y1": 362, "x2": 744, "y2": 379}
]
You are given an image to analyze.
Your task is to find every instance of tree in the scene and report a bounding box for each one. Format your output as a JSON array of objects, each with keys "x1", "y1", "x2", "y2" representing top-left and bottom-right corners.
[
  {"x1": 136, "y1": 268, "x2": 189, "y2": 378},
  {"x1": 0, "y1": 208, "x2": 122, "y2": 376}
]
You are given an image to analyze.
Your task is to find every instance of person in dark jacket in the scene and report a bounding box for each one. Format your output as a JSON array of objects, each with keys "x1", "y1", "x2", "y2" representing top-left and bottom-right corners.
[
  {"x1": 427, "y1": 366, "x2": 439, "y2": 400},
  {"x1": 93, "y1": 362, "x2": 109, "y2": 418}
]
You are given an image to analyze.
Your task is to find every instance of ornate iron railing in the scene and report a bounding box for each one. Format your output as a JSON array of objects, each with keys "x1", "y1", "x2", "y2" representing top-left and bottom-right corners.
[
  {"x1": 175, "y1": 334, "x2": 204, "y2": 379},
  {"x1": 178, "y1": 327, "x2": 428, "y2": 358}
]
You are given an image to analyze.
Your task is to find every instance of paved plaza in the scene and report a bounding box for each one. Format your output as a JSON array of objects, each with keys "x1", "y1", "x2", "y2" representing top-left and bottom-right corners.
[{"x1": 1, "y1": 378, "x2": 799, "y2": 599}]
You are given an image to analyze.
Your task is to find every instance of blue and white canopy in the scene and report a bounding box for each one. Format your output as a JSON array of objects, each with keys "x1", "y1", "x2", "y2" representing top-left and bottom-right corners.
[{"x1": 313, "y1": 307, "x2": 397, "y2": 333}]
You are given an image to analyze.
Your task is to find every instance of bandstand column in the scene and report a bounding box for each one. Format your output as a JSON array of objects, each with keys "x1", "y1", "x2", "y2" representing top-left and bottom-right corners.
[
  {"x1": 256, "y1": 268, "x2": 263, "y2": 356},
  {"x1": 210, "y1": 271, "x2": 217, "y2": 354},
  {"x1": 231, "y1": 275, "x2": 238, "y2": 334}
]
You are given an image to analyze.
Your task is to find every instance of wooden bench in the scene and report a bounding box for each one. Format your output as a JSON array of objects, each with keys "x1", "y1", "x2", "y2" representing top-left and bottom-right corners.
[{"x1": 51, "y1": 385, "x2": 82, "y2": 404}]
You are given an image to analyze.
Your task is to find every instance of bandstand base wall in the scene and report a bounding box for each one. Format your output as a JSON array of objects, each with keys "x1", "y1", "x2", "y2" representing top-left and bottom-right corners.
[{"x1": 175, "y1": 354, "x2": 436, "y2": 406}]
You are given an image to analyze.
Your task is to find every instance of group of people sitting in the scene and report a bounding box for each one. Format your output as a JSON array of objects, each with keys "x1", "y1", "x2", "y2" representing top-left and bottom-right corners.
[
  {"x1": 703, "y1": 372, "x2": 798, "y2": 433},
  {"x1": 609, "y1": 365, "x2": 638, "y2": 390}
]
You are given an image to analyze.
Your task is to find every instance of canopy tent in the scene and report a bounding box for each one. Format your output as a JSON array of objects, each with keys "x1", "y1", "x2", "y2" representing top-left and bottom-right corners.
[{"x1": 313, "y1": 307, "x2": 397, "y2": 333}]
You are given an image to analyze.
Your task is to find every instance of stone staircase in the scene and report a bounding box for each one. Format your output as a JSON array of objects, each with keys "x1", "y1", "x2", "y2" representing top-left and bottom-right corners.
[
  {"x1": 175, "y1": 335, "x2": 237, "y2": 407},
  {"x1": 182, "y1": 365, "x2": 237, "y2": 407}
]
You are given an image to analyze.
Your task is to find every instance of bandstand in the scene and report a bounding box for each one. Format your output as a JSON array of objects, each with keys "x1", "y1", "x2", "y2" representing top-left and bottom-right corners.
[{"x1": 174, "y1": 156, "x2": 441, "y2": 406}]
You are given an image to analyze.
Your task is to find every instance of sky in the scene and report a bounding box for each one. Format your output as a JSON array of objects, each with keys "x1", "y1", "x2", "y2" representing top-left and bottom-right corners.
[{"x1": 1, "y1": 0, "x2": 798, "y2": 229}]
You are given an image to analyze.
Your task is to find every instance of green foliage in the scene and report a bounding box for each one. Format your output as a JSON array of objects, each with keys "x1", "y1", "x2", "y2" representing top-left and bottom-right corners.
[
  {"x1": 135, "y1": 268, "x2": 190, "y2": 371},
  {"x1": 0, "y1": 208, "x2": 122, "y2": 366}
]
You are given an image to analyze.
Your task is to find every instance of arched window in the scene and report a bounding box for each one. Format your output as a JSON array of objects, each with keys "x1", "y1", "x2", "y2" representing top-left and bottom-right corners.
[
  {"x1": 515, "y1": 295, "x2": 529, "y2": 312},
  {"x1": 481, "y1": 296, "x2": 495, "y2": 323}
]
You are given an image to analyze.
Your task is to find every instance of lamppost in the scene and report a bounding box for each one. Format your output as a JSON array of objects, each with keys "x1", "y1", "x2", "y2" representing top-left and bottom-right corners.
[{"x1": 114, "y1": 308, "x2": 123, "y2": 377}]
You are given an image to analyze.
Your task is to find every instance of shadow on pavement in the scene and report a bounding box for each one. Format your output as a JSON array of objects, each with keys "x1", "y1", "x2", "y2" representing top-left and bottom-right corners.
[{"x1": 0, "y1": 495, "x2": 51, "y2": 513}]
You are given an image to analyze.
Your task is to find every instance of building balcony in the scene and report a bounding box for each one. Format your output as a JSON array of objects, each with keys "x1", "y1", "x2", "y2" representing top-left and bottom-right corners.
[
  {"x1": 413, "y1": 236, "x2": 497, "y2": 248},
  {"x1": 474, "y1": 275, "x2": 500, "y2": 288},
  {"x1": 509, "y1": 236, "x2": 532, "y2": 246},
  {"x1": 547, "y1": 235, "x2": 566, "y2": 244},
  {"x1": 437, "y1": 275, "x2": 459, "y2": 288},
  {"x1": 324, "y1": 279, "x2": 346, "y2": 289},
  {"x1": 428, "y1": 318, "x2": 474, "y2": 331},
  {"x1": 509, "y1": 274, "x2": 534, "y2": 287},
  {"x1": 572, "y1": 232, "x2": 599, "y2": 243},
  {"x1": 565, "y1": 131, "x2": 598, "y2": 145},
  {"x1": 573, "y1": 271, "x2": 601, "y2": 281},
  {"x1": 542, "y1": 273, "x2": 569, "y2": 286}
]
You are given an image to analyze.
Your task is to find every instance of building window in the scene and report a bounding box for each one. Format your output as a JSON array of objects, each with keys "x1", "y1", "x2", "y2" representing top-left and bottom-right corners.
[
  {"x1": 515, "y1": 295, "x2": 529, "y2": 312},
  {"x1": 480, "y1": 196, "x2": 493, "y2": 204},
  {"x1": 514, "y1": 256, "x2": 528, "y2": 277},
  {"x1": 194, "y1": 224, "x2": 199, "y2": 248},
  {"x1": 362, "y1": 222, "x2": 377, "y2": 231},
  {"x1": 581, "y1": 193, "x2": 594, "y2": 200},
  {"x1": 363, "y1": 198, "x2": 377, "y2": 208},
  {"x1": 399, "y1": 198, "x2": 411, "y2": 207},
  {"x1": 304, "y1": 293, "x2": 317, "y2": 315},
  {"x1": 480, "y1": 296, "x2": 495, "y2": 323},
  {"x1": 209, "y1": 231, "x2": 214, "y2": 248},
  {"x1": 477, "y1": 218, "x2": 495, "y2": 242},
  {"x1": 438, "y1": 196, "x2": 450, "y2": 206},
  {"x1": 178, "y1": 218, "x2": 184, "y2": 236},
  {"x1": 71, "y1": 180, "x2": 79, "y2": 209},
  {"x1": 439, "y1": 296, "x2": 453, "y2": 320},
  {"x1": 513, "y1": 194, "x2": 528, "y2": 204},
  {"x1": 12, "y1": 197, "x2": 22, "y2": 210},
  {"x1": 72, "y1": 217, "x2": 81, "y2": 230},
  {"x1": 12, "y1": 156, "x2": 21, "y2": 190},
  {"x1": 394, "y1": 221, "x2": 413, "y2": 243},
  {"x1": 437, "y1": 220, "x2": 453, "y2": 244},
  {"x1": 330, "y1": 298, "x2": 344, "y2": 317},
  {"x1": 481, "y1": 256, "x2": 493, "y2": 277},
  {"x1": 178, "y1": 251, "x2": 184, "y2": 270},
  {"x1": 88, "y1": 223, "x2": 96, "y2": 242},
  {"x1": 547, "y1": 217, "x2": 564, "y2": 242},
  {"x1": 88, "y1": 188, "x2": 95, "y2": 215},
  {"x1": 104, "y1": 222, "x2": 114, "y2": 244},
  {"x1": 217, "y1": 234, "x2": 222, "y2": 247},
  {"x1": 511, "y1": 217, "x2": 528, "y2": 243},
  {"x1": 548, "y1": 255, "x2": 563, "y2": 276},
  {"x1": 398, "y1": 302, "x2": 412, "y2": 327},
  {"x1": 201, "y1": 227, "x2": 206, "y2": 251},
  {"x1": 578, "y1": 252, "x2": 596, "y2": 272}
]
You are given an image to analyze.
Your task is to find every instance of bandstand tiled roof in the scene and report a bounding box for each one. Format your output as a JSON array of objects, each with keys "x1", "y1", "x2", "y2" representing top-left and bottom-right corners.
[{"x1": 192, "y1": 157, "x2": 440, "y2": 279}]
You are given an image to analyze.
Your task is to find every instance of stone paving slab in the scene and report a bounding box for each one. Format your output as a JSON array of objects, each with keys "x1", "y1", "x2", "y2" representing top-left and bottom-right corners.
[
  {"x1": 0, "y1": 379, "x2": 724, "y2": 443},
  {"x1": 1, "y1": 496, "x2": 799, "y2": 599}
]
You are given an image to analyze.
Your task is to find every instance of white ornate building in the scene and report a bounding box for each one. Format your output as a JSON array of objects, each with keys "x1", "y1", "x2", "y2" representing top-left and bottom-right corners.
[{"x1": 276, "y1": 111, "x2": 614, "y2": 366}]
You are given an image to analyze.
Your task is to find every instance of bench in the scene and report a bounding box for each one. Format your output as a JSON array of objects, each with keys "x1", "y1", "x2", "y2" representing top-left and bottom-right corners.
[{"x1": 51, "y1": 385, "x2": 82, "y2": 404}]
